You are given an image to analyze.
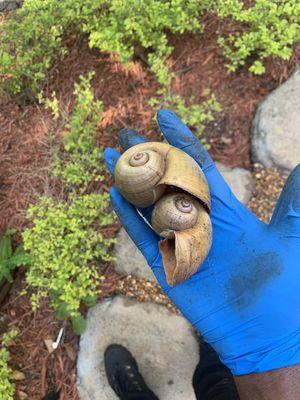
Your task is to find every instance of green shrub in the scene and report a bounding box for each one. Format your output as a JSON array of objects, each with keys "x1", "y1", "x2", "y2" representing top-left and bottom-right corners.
[
  {"x1": 0, "y1": 0, "x2": 207, "y2": 95},
  {"x1": 0, "y1": 0, "x2": 80, "y2": 95},
  {"x1": 86, "y1": 0, "x2": 206, "y2": 86},
  {"x1": 23, "y1": 194, "x2": 115, "y2": 334},
  {"x1": 216, "y1": 0, "x2": 300, "y2": 74},
  {"x1": 0, "y1": 330, "x2": 18, "y2": 400},
  {"x1": 23, "y1": 73, "x2": 115, "y2": 334},
  {"x1": 0, "y1": 0, "x2": 298, "y2": 96},
  {"x1": 149, "y1": 90, "x2": 221, "y2": 145},
  {"x1": 0, "y1": 347, "x2": 13, "y2": 400},
  {"x1": 0, "y1": 0, "x2": 105, "y2": 96},
  {"x1": 51, "y1": 72, "x2": 104, "y2": 190},
  {"x1": 38, "y1": 90, "x2": 60, "y2": 121},
  {"x1": 0, "y1": 229, "x2": 31, "y2": 283}
]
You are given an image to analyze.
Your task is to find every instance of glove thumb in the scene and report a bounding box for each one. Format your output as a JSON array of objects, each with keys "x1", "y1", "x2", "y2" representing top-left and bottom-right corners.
[{"x1": 270, "y1": 164, "x2": 300, "y2": 236}]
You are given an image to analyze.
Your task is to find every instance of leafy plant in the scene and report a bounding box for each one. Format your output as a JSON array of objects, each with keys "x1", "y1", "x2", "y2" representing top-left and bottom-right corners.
[
  {"x1": 86, "y1": 0, "x2": 207, "y2": 86},
  {"x1": 149, "y1": 90, "x2": 221, "y2": 144},
  {"x1": 23, "y1": 194, "x2": 115, "y2": 333},
  {"x1": 1, "y1": 0, "x2": 298, "y2": 97},
  {"x1": 0, "y1": 0, "x2": 101, "y2": 96},
  {"x1": 0, "y1": 330, "x2": 18, "y2": 400},
  {"x1": 0, "y1": 229, "x2": 31, "y2": 283},
  {"x1": 23, "y1": 73, "x2": 115, "y2": 333},
  {"x1": 0, "y1": 0, "x2": 208, "y2": 96},
  {"x1": 38, "y1": 90, "x2": 60, "y2": 121},
  {"x1": 51, "y1": 72, "x2": 104, "y2": 190},
  {"x1": 215, "y1": 0, "x2": 300, "y2": 74}
]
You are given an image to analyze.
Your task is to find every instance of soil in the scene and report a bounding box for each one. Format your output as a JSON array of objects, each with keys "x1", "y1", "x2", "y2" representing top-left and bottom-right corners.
[
  {"x1": 0, "y1": 11, "x2": 298, "y2": 400},
  {"x1": 1, "y1": 266, "x2": 119, "y2": 399}
]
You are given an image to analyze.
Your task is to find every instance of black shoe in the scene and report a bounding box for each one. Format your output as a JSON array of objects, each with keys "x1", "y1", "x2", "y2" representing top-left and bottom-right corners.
[
  {"x1": 104, "y1": 344, "x2": 158, "y2": 400},
  {"x1": 193, "y1": 341, "x2": 240, "y2": 400}
]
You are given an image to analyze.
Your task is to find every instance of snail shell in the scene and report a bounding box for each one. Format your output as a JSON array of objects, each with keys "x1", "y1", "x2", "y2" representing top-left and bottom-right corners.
[{"x1": 114, "y1": 142, "x2": 212, "y2": 286}]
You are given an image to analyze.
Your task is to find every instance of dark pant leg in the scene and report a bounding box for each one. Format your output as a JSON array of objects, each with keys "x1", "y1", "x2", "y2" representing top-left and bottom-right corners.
[{"x1": 193, "y1": 342, "x2": 240, "y2": 400}]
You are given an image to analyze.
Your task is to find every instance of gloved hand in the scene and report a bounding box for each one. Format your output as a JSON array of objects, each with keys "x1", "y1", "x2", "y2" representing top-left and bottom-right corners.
[{"x1": 104, "y1": 110, "x2": 300, "y2": 376}]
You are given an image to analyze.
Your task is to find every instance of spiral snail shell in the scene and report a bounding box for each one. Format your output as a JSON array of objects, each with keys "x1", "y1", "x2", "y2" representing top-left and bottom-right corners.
[{"x1": 114, "y1": 142, "x2": 212, "y2": 286}]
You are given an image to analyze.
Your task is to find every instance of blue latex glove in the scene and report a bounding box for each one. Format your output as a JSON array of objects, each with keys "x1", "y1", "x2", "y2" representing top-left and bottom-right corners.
[{"x1": 104, "y1": 110, "x2": 300, "y2": 376}]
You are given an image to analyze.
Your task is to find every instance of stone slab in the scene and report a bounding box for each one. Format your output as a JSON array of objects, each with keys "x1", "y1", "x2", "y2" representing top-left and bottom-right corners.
[
  {"x1": 113, "y1": 227, "x2": 155, "y2": 281},
  {"x1": 251, "y1": 67, "x2": 300, "y2": 172},
  {"x1": 77, "y1": 296, "x2": 199, "y2": 400},
  {"x1": 216, "y1": 163, "x2": 254, "y2": 205}
]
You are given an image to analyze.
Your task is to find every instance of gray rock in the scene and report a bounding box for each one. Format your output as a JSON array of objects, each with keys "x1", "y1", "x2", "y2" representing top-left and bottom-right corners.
[
  {"x1": 216, "y1": 163, "x2": 254, "y2": 205},
  {"x1": 77, "y1": 296, "x2": 199, "y2": 400},
  {"x1": 113, "y1": 227, "x2": 155, "y2": 281},
  {"x1": 0, "y1": 0, "x2": 22, "y2": 12},
  {"x1": 113, "y1": 163, "x2": 253, "y2": 281},
  {"x1": 251, "y1": 68, "x2": 300, "y2": 172}
]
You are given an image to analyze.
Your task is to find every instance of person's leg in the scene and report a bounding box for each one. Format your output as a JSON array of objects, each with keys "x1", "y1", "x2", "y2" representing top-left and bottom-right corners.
[
  {"x1": 193, "y1": 341, "x2": 240, "y2": 400},
  {"x1": 104, "y1": 344, "x2": 159, "y2": 400}
]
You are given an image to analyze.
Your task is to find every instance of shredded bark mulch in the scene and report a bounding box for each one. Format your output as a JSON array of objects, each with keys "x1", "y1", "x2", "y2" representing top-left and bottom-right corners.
[{"x1": 1, "y1": 266, "x2": 119, "y2": 399}]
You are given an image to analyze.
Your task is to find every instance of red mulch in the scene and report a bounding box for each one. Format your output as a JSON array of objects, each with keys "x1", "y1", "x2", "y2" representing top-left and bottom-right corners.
[
  {"x1": 0, "y1": 11, "x2": 299, "y2": 400},
  {"x1": 2, "y1": 266, "x2": 120, "y2": 399},
  {"x1": 0, "y1": 103, "x2": 53, "y2": 235}
]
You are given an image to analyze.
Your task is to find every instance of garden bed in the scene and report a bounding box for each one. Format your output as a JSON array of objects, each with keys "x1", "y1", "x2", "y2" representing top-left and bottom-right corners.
[{"x1": 0, "y1": 7, "x2": 299, "y2": 400}]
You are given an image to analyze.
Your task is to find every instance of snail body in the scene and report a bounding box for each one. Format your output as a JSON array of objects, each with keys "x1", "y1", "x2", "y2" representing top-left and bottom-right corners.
[{"x1": 114, "y1": 142, "x2": 212, "y2": 286}]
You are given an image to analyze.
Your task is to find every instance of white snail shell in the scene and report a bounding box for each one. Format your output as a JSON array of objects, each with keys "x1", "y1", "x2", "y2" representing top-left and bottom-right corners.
[
  {"x1": 114, "y1": 142, "x2": 212, "y2": 286},
  {"x1": 152, "y1": 193, "x2": 199, "y2": 238},
  {"x1": 115, "y1": 148, "x2": 166, "y2": 207}
]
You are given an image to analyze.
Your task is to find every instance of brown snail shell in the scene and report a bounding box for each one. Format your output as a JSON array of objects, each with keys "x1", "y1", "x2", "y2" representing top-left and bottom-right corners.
[
  {"x1": 152, "y1": 192, "x2": 211, "y2": 286},
  {"x1": 114, "y1": 142, "x2": 212, "y2": 286}
]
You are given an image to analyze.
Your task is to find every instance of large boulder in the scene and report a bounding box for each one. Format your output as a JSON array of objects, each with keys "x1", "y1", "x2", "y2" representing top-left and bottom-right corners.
[
  {"x1": 251, "y1": 68, "x2": 300, "y2": 172},
  {"x1": 77, "y1": 296, "x2": 199, "y2": 400},
  {"x1": 113, "y1": 163, "x2": 253, "y2": 280}
]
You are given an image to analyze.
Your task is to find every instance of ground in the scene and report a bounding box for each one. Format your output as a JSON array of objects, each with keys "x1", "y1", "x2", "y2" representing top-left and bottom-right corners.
[{"x1": 0, "y1": 11, "x2": 298, "y2": 399}]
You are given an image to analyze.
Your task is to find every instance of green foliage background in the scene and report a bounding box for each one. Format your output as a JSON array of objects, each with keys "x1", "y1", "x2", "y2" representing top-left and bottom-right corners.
[
  {"x1": 1, "y1": 0, "x2": 298, "y2": 96},
  {"x1": 0, "y1": 229, "x2": 30, "y2": 283},
  {"x1": 51, "y1": 73, "x2": 105, "y2": 189},
  {"x1": 0, "y1": 330, "x2": 18, "y2": 400},
  {"x1": 217, "y1": 0, "x2": 300, "y2": 74},
  {"x1": 149, "y1": 90, "x2": 221, "y2": 143}
]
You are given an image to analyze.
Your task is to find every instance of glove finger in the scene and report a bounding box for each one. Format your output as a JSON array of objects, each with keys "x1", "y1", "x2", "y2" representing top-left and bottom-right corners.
[
  {"x1": 104, "y1": 147, "x2": 121, "y2": 176},
  {"x1": 110, "y1": 187, "x2": 161, "y2": 267},
  {"x1": 156, "y1": 109, "x2": 238, "y2": 205},
  {"x1": 119, "y1": 128, "x2": 148, "y2": 151},
  {"x1": 270, "y1": 164, "x2": 300, "y2": 235},
  {"x1": 105, "y1": 128, "x2": 148, "y2": 175}
]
